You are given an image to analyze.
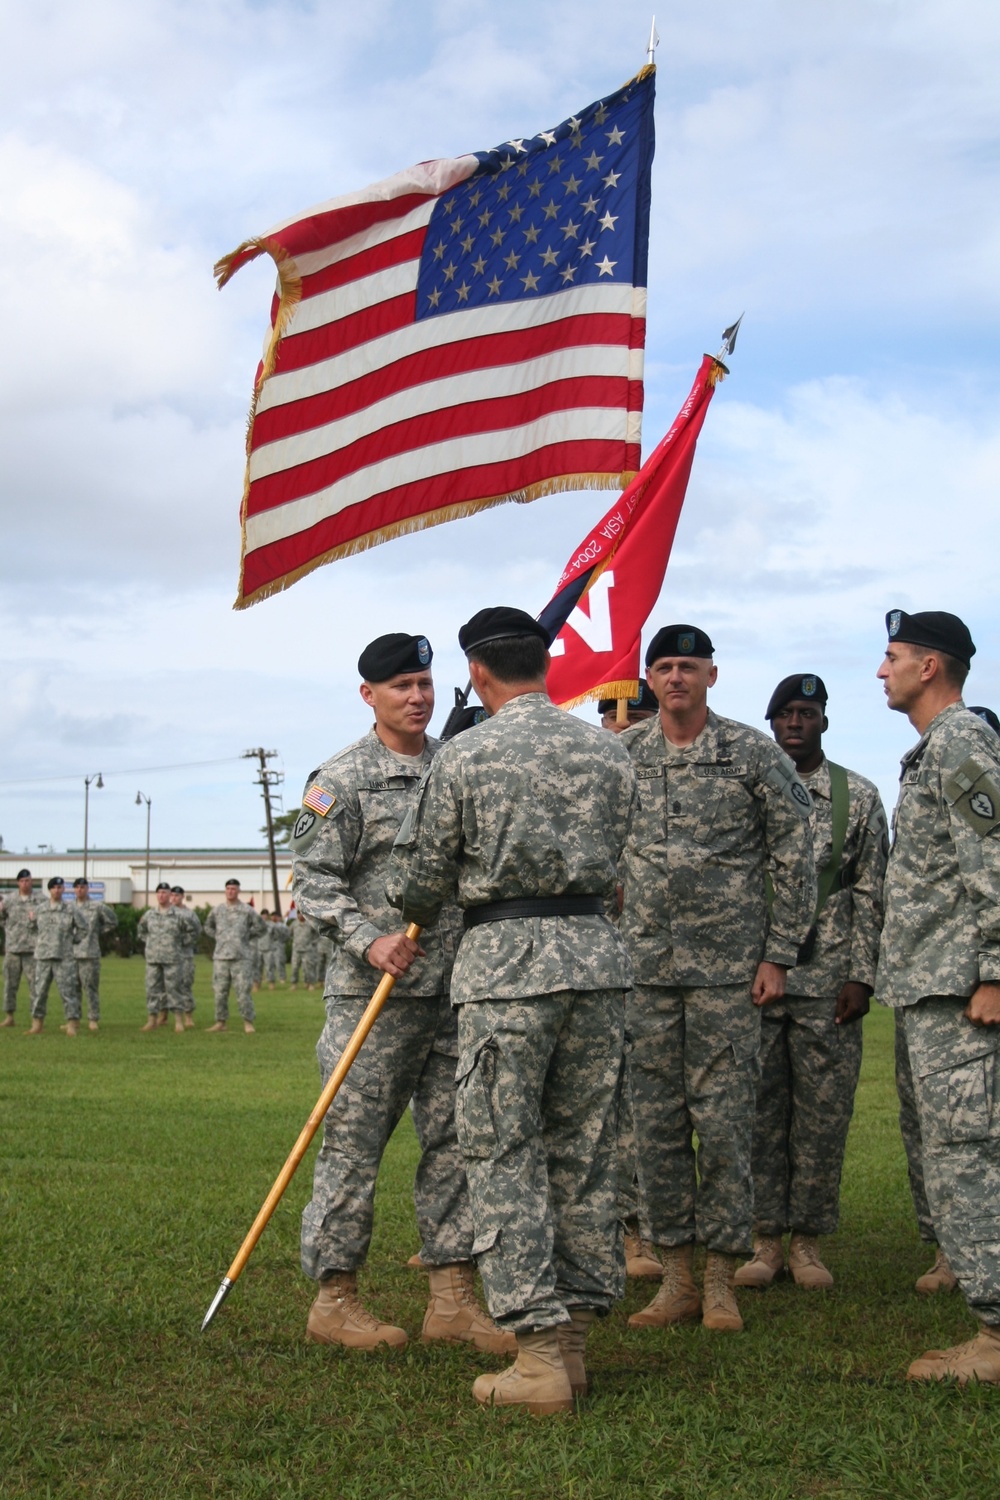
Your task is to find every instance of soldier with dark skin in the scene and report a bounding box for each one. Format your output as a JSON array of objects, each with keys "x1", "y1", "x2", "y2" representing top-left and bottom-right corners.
[
  {"x1": 736, "y1": 675, "x2": 887, "y2": 1291},
  {"x1": 876, "y1": 610, "x2": 1000, "y2": 1383}
]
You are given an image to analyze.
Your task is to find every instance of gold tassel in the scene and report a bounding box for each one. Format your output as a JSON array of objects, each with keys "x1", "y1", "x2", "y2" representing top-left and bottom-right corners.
[
  {"x1": 706, "y1": 358, "x2": 728, "y2": 388},
  {"x1": 555, "y1": 679, "x2": 642, "y2": 711}
]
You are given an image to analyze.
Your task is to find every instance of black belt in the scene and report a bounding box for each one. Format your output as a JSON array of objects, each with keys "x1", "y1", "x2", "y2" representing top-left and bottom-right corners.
[{"x1": 463, "y1": 895, "x2": 605, "y2": 930}]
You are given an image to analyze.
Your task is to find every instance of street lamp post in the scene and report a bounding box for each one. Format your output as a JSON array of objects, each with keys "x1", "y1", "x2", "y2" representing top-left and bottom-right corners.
[
  {"x1": 135, "y1": 792, "x2": 151, "y2": 907},
  {"x1": 83, "y1": 772, "x2": 104, "y2": 880}
]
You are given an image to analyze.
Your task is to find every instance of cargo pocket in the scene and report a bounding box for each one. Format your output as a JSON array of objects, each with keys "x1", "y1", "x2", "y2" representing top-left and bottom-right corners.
[
  {"x1": 919, "y1": 1050, "x2": 995, "y2": 1145},
  {"x1": 454, "y1": 1040, "x2": 501, "y2": 1161}
]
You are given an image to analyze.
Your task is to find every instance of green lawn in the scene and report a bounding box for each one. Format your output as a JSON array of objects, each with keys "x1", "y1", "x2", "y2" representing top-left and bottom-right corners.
[{"x1": 1, "y1": 958, "x2": 997, "y2": 1498}]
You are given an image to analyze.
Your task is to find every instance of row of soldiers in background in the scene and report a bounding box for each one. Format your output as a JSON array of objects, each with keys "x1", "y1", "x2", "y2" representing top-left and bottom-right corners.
[
  {"x1": 0, "y1": 873, "x2": 118, "y2": 1035},
  {"x1": 290, "y1": 607, "x2": 1000, "y2": 1413},
  {"x1": 0, "y1": 875, "x2": 333, "y2": 1035}
]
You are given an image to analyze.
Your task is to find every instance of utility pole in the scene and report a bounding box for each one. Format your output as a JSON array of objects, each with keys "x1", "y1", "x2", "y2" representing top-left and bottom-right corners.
[{"x1": 243, "y1": 748, "x2": 284, "y2": 918}]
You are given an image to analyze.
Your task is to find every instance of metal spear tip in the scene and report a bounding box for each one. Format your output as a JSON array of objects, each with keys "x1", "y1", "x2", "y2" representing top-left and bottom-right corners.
[
  {"x1": 201, "y1": 1277, "x2": 234, "y2": 1333},
  {"x1": 718, "y1": 313, "x2": 744, "y2": 360}
]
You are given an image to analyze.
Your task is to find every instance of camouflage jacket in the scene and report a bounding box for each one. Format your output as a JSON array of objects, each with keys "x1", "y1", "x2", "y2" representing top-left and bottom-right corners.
[
  {"x1": 35, "y1": 901, "x2": 87, "y2": 961},
  {"x1": 137, "y1": 905, "x2": 198, "y2": 964},
  {"x1": 71, "y1": 900, "x2": 119, "y2": 960},
  {"x1": 876, "y1": 702, "x2": 1000, "y2": 1006},
  {"x1": 291, "y1": 921, "x2": 318, "y2": 957},
  {"x1": 269, "y1": 922, "x2": 292, "y2": 953},
  {"x1": 619, "y1": 710, "x2": 816, "y2": 986},
  {"x1": 785, "y1": 757, "x2": 888, "y2": 998},
  {"x1": 176, "y1": 907, "x2": 201, "y2": 955},
  {"x1": 292, "y1": 728, "x2": 459, "y2": 996},
  {"x1": 204, "y1": 901, "x2": 266, "y2": 960},
  {"x1": 0, "y1": 890, "x2": 39, "y2": 953},
  {"x1": 386, "y1": 692, "x2": 637, "y2": 1001}
]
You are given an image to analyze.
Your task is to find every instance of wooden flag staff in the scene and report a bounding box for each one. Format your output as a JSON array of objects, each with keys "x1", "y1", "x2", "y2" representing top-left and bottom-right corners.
[{"x1": 201, "y1": 922, "x2": 422, "y2": 1332}]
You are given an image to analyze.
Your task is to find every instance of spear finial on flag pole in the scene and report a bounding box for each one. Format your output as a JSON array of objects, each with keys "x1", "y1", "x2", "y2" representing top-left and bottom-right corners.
[
  {"x1": 718, "y1": 313, "x2": 744, "y2": 362},
  {"x1": 647, "y1": 16, "x2": 660, "y2": 64}
]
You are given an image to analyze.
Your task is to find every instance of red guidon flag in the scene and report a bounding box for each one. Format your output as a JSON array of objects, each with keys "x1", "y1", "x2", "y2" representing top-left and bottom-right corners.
[
  {"x1": 216, "y1": 69, "x2": 656, "y2": 608},
  {"x1": 538, "y1": 353, "x2": 726, "y2": 707}
]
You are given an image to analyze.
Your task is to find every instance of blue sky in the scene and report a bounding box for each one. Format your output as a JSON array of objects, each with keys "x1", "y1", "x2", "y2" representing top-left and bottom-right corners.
[{"x1": 2, "y1": 0, "x2": 999, "y2": 853}]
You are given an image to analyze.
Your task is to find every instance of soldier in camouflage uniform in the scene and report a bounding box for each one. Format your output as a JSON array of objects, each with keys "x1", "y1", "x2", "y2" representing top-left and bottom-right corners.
[
  {"x1": 263, "y1": 913, "x2": 289, "y2": 986},
  {"x1": 292, "y1": 631, "x2": 509, "y2": 1357},
  {"x1": 71, "y1": 877, "x2": 118, "y2": 1031},
  {"x1": 204, "y1": 878, "x2": 266, "y2": 1033},
  {"x1": 388, "y1": 607, "x2": 637, "y2": 1414},
  {"x1": 290, "y1": 913, "x2": 320, "y2": 989},
  {"x1": 736, "y1": 675, "x2": 887, "y2": 1293},
  {"x1": 251, "y1": 911, "x2": 269, "y2": 990},
  {"x1": 137, "y1": 882, "x2": 198, "y2": 1031},
  {"x1": 893, "y1": 703, "x2": 1000, "y2": 1300},
  {"x1": 876, "y1": 609, "x2": 1000, "y2": 1383},
  {"x1": 620, "y1": 626, "x2": 816, "y2": 1334},
  {"x1": 28, "y1": 878, "x2": 87, "y2": 1034},
  {"x1": 1, "y1": 868, "x2": 38, "y2": 1026},
  {"x1": 170, "y1": 886, "x2": 199, "y2": 1026}
]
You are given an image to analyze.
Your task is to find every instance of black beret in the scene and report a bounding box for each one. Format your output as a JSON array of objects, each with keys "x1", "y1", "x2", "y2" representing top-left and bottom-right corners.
[
  {"x1": 16, "y1": 868, "x2": 31, "y2": 880},
  {"x1": 47, "y1": 876, "x2": 65, "y2": 890},
  {"x1": 358, "y1": 632, "x2": 432, "y2": 682},
  {"x1": 225, "y1": 878, "x2": 241, "y2": 888},
  {"x1": 886, "y1": 609, "x2": 976, "y2": 668},
  {"x1": 598, "y1": 683, "x2": 658, "y2": 715},
  {"x1": 766, "y1": 673, "x2": 829, "y2": 720},
  {"x1": 968, "y1": 705, "x2": 1000, "y2": 736},
  {"x1": 155, "y1": 881, "x2": 172, "y2": 892},
  {"x1": 171, "y1": 885, "x2": 184, "y2": 895},
  {"x1": 73, "y1": 877, "x2": 88, "y2": 888},
  {"x1": 459, "y1": 607, "x2": 551, "y2": 653},
  {"x1": 645, "y1": 624, "x2": 714, "y2": 666}
]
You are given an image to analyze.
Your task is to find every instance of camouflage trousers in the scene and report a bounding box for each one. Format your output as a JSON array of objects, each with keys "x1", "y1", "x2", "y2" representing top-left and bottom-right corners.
[
  {"x1": 290, "y1": 950, "x2": 320, "y2": 986},
  {"x1": 251, "y1": 947, "x2": 264, "y2": 986},
  {"x1": 903, "y1": 997, "x2": 1000, "y2": 1325},
  {"x1": 751, "y1": 995, "x2": 863, "y2": 1237},
  {"x1": 177, "y1": 954, "x2": 196, "y2": 1014},
  {"x1": 455, "y1": 990, "x2": 625, "y2": 1333},
  {"x1": 3, "y1": 952, "x2": 34, "y2": 1015},
  {"x1": 263, "y1": 948, "x2": 286, "y2": 983},
  {"x1": 894, "y1": 1010, "x2": 934, "y2": 1242},
  {"x1": 628, "y1": 982, "x2": 760, "y2": 1256},
  {"x1": 213, "y1": 958, "x2": 254, "y2": 1023},
  {"x1": 616, "y1": 1055, "x2": 642, "y2": 1227},
  {"x1": 76, "y1": 958, "x2": 103, "y2": 1022},
  {"x1": 301, "y1": 992, "x2": 471, "y2": 1279},
  {"x1": 31, "y1": 958, "x2": 81, "y2": 1021},
  {"x1": 145, "y1": 960, "x2": 185, "y2": 1014}
]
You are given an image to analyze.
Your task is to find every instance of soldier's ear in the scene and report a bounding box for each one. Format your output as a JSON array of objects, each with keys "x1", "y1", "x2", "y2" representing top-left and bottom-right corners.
[{"x1": 822, "y1": 715, "x2": 829, "y2": 733}]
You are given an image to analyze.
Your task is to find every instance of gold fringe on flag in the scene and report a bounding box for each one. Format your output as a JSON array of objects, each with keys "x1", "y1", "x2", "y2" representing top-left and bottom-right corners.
[
  {"x1": 234, "y1": 470, "x2": 638, "y2": 610},
  {"x1": 555, "y1": 680, "x2": 642, "y2": 712}
]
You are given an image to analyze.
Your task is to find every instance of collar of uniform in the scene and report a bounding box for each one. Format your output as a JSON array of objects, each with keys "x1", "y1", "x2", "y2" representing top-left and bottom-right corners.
[
  {"x1": 900, "y1": 699, "x2": 967, "y2": 770},
  {"x1": 657, "y1": 706, "x2": 720, "y2": 761},
  {"x1": 368, "y1": 725, "x2": 434, "y2": 774},
  {"x1": 492, "y1": 691, "x2": 550, "y2": 720},
  {"x1": 797, "y1": 753, "x2": 829, "y2": 800}
]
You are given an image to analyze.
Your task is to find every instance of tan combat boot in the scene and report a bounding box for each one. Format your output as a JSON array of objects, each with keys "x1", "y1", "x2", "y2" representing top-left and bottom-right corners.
[
  {"x1": 735, "y1": 1235, "x2": 785, "y2": 1288},
  {"x1": 183, "y1": 1014, "x2": 195, "y2": 1029},
  {"x1": 702, "y1": 1252, "x2": 743, "y2": 1331},
  {"x1": 174, "y1": 1016, "x2": 185, "y2": 1033},
  {"x1": 306, "y1": 1271, "x2": 407, "y2": 1349},
  {"x1": 244, "y1": 1021, "x2": 256, "y2": 1034},
  {"x1": 624, "y1": 1231, "x2": 664, "y2": 1280},
  {"x1": 628, "y1": 1244, "x2": 701, "y2": 1327},
  {"x1": 64, "y1": 1019, "x2": 79, "y2": 1037},
  {"x1": 915, "y1": 1245, "x2": 958, "y2": 1295},
  {"x1": 787, "y1": 1234, "x2": 834, "y2": 1289},
  {"x1": 422, "y1": 1262, "x2": 516, "y2": 1353},
  {"x1": 26, "y1": 1019, "x2": 44, "y2": 1035},
  {"x1": 406, "y1": 1252, "x2": 427, "y2": 1270},
  {"x1": 156, "y1": 1010, "x2": 169, "y2": 1027},
  {"x1": 89, "y1": 1020, "x2": 99, "y2": 1032},
  {"x1": 140, "y1": 1017, "x2": 158, "y2": 1032},
  {"x1": 472, "y1": 1328, "x2": 574, "y2": 1414},
  {"x1": 1, "y1": 1013, "x2": 15, "y2": 1028},
  {"x1": 907, "y1": 1325, "x2": 1000, "y2": 1384},
  {"x1": 556, "y1": 1308, "x2": 596, "y2": 1398},
  {"x1": 205, "y1": 1021, "x2": 227, "y2": 1033}
]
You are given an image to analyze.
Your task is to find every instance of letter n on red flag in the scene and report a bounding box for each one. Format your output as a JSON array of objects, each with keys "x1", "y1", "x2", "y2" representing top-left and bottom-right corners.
[{"x1": 539, "y1": 353, "x2": 725, "y2": 707}]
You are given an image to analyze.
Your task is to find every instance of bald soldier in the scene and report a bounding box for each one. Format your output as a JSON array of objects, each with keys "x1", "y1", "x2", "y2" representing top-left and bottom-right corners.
[
  {"x1": 736, "y1": 675, "x2": 887, "y2": 1292},
  {"x1": 1, "y1": 868, "x2": 38, "y2": 1027},
  {"x1": 877, "y1": 611, "x2": 1000, "y2": 1383},
  {"x1": 292, "y1": 631, "x2": 509, "y2": 1355},
  {"x1": 620, "y1": 626, "x2": 816, "y2": 1333}
]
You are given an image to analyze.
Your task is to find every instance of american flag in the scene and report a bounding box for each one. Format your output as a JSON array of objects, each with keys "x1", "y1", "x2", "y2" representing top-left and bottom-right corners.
[
  {"x1": 302, "y1": 783, "x2": 335, "y2": 817},
  {"x1": 217, "y1": 68, "x2": 655, "y2": 608}
]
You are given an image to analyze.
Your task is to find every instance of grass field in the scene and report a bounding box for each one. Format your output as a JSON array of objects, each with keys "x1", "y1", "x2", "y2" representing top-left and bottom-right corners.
[{"x1": 2, "y1": 957, "x2": 998, "y2": 1498}]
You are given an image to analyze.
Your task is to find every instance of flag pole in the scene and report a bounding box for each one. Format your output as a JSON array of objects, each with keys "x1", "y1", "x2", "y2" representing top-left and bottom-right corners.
[
  {"x1": 646, "y1": 16, "x2": 660, "y2": 65},
  {"x1": 200, "y1": 923, "x2": 422, "y2": 1332}
]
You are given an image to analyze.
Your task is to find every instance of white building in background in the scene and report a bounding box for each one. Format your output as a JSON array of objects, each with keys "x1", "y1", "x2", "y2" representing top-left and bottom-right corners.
[{"x1": 0, "y1": 849, "x2": 293, "y2": 910}]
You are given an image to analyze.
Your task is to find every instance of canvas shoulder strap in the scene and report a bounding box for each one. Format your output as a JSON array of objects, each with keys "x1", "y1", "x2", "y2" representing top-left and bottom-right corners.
[{"x1": 814, "y1": 761, "x2": 850, "y2": 917}]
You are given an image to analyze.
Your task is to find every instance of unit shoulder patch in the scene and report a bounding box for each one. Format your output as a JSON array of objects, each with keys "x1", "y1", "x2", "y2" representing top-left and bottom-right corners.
[{"x1": 944, "y1": 756, "x2": 1000, "y2": 837}]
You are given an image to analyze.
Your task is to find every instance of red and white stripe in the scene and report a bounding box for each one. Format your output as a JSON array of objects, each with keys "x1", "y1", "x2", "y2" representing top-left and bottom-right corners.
[{"x1": 219, "y1": 158, "x2": 646, "y2": 607}]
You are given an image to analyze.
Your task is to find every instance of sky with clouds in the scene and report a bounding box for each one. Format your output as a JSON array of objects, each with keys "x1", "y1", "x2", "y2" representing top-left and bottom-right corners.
[{"x1": 2, "y1": 0, "x2": 999, "y2": 856}]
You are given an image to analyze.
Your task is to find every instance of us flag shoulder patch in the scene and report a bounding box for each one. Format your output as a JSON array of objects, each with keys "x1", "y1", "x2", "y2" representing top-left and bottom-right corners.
[{"x1": 303, "y1": 784, "x2": 336, "y2": 817}]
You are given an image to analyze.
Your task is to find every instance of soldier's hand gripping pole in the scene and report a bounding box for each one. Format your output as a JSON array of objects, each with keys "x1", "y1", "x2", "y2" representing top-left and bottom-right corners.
[{"x1": 200, "y1": 922, "x2": 422, "y2": 1332}]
